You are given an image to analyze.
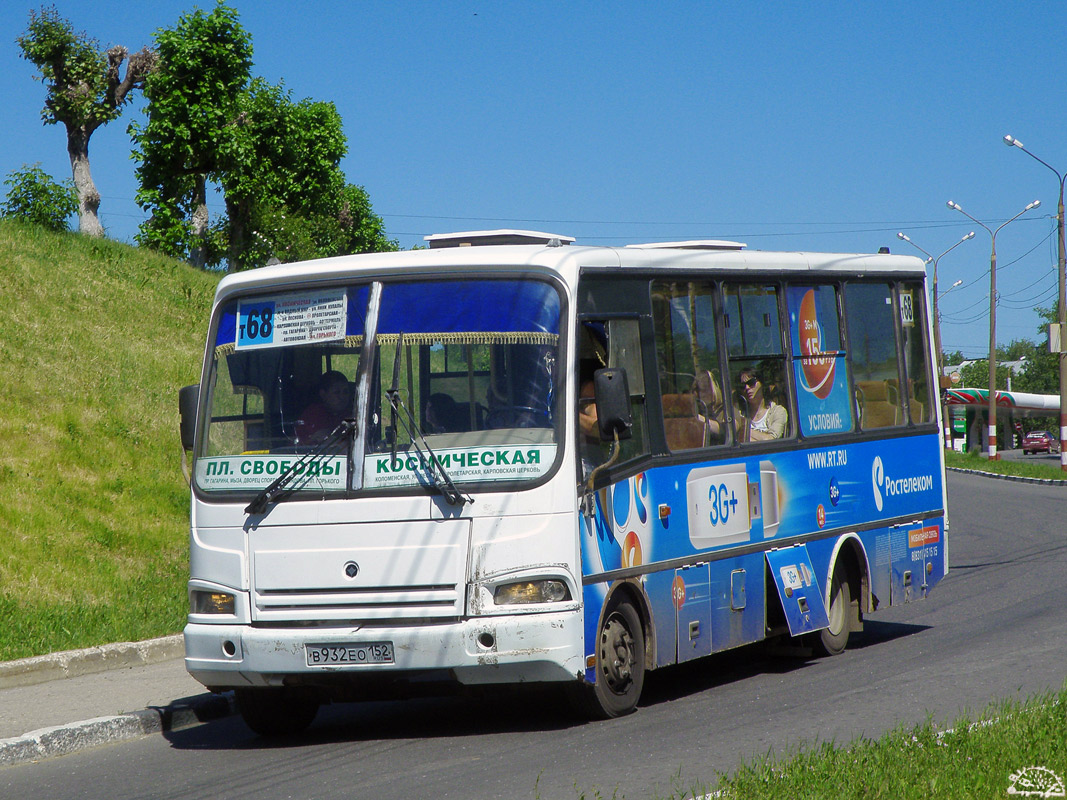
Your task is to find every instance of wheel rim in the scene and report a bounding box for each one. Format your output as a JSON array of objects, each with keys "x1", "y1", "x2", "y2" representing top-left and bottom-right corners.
[{"x1": 599, "y1": 611, "x2": 636, "y2": 695}]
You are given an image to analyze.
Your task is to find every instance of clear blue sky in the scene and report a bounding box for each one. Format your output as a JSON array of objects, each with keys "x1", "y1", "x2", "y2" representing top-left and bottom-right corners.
[{"x1": 4, "y1": 1, "x2": 1067, "y2": 359}]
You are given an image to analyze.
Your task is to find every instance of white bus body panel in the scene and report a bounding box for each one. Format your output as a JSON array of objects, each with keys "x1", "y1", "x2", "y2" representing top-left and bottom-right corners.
[{"x1": 185, "y1": 476, "x2": 585, "y2": 689}]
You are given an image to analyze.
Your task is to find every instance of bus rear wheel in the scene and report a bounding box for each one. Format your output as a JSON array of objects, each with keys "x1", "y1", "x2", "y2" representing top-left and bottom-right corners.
[
  {"x1": 812, "y1": 565, "x2": 854, "y2": 657},
  {"x1": 589, "y1": 599, "x2": 645, "y2": 718},
  {"x1": 235, "y1": 687, "x2": 320, "y2": 737}
]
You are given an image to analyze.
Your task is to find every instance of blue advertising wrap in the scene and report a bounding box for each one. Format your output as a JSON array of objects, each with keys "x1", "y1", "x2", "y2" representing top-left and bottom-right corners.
[{"x1": 580, "y1": 433, "x2": 946, "y2": 677}]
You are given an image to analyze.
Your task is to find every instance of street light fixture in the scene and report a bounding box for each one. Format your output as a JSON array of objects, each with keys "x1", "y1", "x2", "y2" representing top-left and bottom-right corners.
[
  {"x1": 946, "y1": 199, "x2": 1040, "y2": 459},
  {"x1": 1004, "y1": 134, "x2": 1067, "y2": 471},
  {"x1": 896, "y1": 230, "x2": 975, "y2": 447},
  {"x1": 942, "y1": 279, "x2": 964, "y2": 296}
]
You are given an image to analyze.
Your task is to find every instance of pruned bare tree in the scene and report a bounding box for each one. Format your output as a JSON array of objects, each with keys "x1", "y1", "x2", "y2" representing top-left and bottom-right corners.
[{"x1": 17, "y1": 6, "x2": 156, "y2": 236}]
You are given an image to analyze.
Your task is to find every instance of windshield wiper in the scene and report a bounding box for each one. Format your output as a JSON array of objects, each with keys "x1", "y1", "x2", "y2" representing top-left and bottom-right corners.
[
  {"x1": 387, "y1": 332, "x2": 403, "y2": 460},
  {"x1": 386, "y1": 384, "x2": 471, "y2": 507},
  {"x1": 245, "y1": 419, "x2": 356, "y2": 515}
]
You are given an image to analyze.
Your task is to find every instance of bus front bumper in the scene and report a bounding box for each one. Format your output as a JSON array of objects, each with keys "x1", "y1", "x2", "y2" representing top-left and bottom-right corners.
[{"x1": 184, "y1": 608, "x2": 586, "y2": 691}]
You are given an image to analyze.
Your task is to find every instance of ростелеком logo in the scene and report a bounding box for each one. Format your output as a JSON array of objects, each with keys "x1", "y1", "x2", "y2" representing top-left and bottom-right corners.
[
  {"x1": 871, "y1": 456, "x2": 934, "y2": 513},
  {"x1": 872, "y1": 456, "x2": 884, "y2": 512}
]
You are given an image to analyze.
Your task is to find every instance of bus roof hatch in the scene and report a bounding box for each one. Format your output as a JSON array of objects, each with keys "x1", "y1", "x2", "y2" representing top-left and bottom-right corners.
[
  {"x1": 625, "y1": 239, "x2": 746, "y2": 250},
  {"x1": 425, "y1": 229, "x2": 576, "y2": 248}
]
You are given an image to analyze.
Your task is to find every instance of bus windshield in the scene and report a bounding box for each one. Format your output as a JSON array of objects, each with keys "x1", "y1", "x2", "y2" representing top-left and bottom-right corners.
[
  {"x1": 194, "y1": 277, "x2": 562, "y2": 496},
  {"x1": 364, "y1": 279, "x2": 561, "y2": 492}
]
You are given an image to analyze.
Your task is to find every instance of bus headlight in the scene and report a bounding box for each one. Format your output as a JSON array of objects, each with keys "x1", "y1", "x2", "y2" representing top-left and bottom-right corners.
[
  {"x1": 493, "y1": 579, "x2": 571, "y2": 605},
  {"x1": 191, "y1": 590, "x2": 235, "y2": 615}
]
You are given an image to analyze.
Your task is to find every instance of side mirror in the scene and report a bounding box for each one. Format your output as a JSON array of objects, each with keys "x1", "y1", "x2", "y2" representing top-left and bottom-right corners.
[
  {"x1": 594, "y1": 368, "x2": 633, "y2": 441},
  {"x1": 179, "y1": 384, "x2": 199, "y2": 452}
]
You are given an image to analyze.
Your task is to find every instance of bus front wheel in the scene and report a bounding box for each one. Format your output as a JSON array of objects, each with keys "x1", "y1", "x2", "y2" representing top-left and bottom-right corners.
[
  {"x1": 589, "y1": 599, "x2": 646, "y2": 718},
  {"x1": 235, "y1": 687, "x2": 320, "y2": 737}
]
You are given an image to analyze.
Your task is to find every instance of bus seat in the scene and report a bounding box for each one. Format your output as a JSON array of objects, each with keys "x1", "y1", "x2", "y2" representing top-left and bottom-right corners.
[
  {"x1": 857, "y1": 380, "x2": 900, "y2": 428},
  {"x1": 662, "y1": 393, "x2": 705, "y2": 450}
]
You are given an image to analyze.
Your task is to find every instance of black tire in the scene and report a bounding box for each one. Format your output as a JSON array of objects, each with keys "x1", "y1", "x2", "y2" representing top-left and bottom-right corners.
[
  {"x1": 235, "y1": 687, "x2": 320, "y2": 737},
  {"x1": 813, "y1": 565, "x2": 853, "y2": 657},
  {"x1": 587, "y1": 599, "x2": 646, "y2": 718}
]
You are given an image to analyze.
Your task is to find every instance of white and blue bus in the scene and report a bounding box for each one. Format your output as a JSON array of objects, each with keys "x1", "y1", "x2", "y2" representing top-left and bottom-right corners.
[{"x1": 179, "y1": 230, "x2": 948, "y2": 733}]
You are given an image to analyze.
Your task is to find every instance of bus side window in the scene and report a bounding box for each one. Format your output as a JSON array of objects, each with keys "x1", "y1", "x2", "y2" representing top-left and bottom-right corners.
[
  {"x1": 786, "y1": 284, "x2": 853, "y2": 437},
  {"x1": 844, "y1": 283, "x2": 905, "y2": 429},
  {"x1": 724, "y1": 283, "x2": 793, "y2": 443},
  {"x1": 578, "y1": 318, "x2": 649, "y2": 468},
  {"x1": 651, "y1": 280, "x2": 728, "y2": 450},
  {"x1": 898, "y1": 282, "x2": 935, "y2": 424}
]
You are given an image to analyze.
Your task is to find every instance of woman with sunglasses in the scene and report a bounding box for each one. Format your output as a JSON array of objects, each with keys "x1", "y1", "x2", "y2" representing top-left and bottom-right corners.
[{"x1": 736, "y1": 368, "x2": 787, "y2": 442}]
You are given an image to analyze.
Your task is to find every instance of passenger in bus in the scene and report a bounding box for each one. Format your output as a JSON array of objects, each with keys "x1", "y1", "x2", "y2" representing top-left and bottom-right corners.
[
  {"x1": 735, "y1": 368, "x2": 787, "y2": 442},
  {"x1": 426, "y1": 393, "x2": 468, "y2": 434},
  {"x1": 694, "y1": 369, "x2": 726, "y2": 444},
  {"x1": 295, "y1": 370, "x2": 352, "y2": 444}
]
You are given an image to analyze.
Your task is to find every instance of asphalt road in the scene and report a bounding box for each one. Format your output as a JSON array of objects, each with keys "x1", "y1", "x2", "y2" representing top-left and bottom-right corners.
[
  {"x1": 1000, "y1": 445, "x2": 1063, "y2": 464},
  {"x1": 4, "y1": 471, "x2": 1065, "y2": 800}
]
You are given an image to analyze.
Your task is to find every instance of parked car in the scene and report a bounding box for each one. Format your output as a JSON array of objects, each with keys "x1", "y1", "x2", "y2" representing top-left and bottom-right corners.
[{"x1": 1022, "y1": 430, "x2": 1061, "y2": 455}]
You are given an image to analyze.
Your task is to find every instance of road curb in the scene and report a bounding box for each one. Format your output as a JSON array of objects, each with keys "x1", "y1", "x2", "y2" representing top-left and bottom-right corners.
[
  {"x1": 0, "y1": 692, "x2": 235, "y2": 767},
  {"x1": 945, "y1": 466, "x2": 1067, "y2": 486},
  {"x1": 0, "y1": 635, "x2": 184, "y2": 690}
]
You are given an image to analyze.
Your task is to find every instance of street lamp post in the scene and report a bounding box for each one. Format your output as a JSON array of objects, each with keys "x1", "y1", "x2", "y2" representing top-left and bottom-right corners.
[
  {"x1": 947, "y1": 199, "x2": 1040, "y2": 460},
  {"x1": 1004, "y1": 135, "x2": 1067, "y2": 471},
  {"x1": 939, "y1": 279, "x2": 964, "y2": 445},
  {"x1": 896, "y1": 231, "x2": 975, "y2": 447}
]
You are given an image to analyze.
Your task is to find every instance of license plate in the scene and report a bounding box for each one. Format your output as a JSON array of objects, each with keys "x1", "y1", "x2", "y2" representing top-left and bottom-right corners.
[{"x1": 305, "y1": 642, "x2": 394, "y2": 666}]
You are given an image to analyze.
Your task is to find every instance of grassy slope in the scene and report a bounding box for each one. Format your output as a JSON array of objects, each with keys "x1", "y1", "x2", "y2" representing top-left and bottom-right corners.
[{"x1": 0, "y1": 220, "x2": 219, "y2": 660}]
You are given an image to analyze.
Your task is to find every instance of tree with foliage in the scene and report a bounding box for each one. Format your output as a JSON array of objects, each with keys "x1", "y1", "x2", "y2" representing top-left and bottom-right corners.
[
  {"x1": 17, "y1": 6, "x2": 155, "y2": 237},
  {"x1": 958, "y1": 359, "x2": 1014, "y2": 391},
  {"x1": 942, "y1": 349, "x2": 967, "y2": 367},
  {"x1": 130, "y1": 3, "x2": 252, "y2": 268},
  {"x1": 1, "y1": 164, "x2": 78, "y2": 231},
  {"x1": 218, "y1": 78, "x2": 395, "y2": 269},
  {"x1": 241, "y1": 184, "x2": 394, "y2": 268},
  {"x1": 219, "y1": 78, "x2": 346, "y2": 269},
  {"x1": 132, "y1": 3, "x2": 394, "y2": 270},
  {"x1": 1015, "y1": 305, "x2": 1059, "y2": 395},
  {"x1": 1001, "y1": 338, "x2": 1038, "y2": 363}
]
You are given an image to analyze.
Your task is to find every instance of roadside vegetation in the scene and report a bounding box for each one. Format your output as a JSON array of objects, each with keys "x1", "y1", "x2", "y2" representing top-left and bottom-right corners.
[
  {"x1": 561, "y1": 687, "x2": 1067, "y2": 799},
  {"x1": 707, "y1": 686, "x2": 1067, "y2": 799},
  {"x1": 945, "y1": 448, "x2": 1067, "y2": 481},
  {"x1": 0, "y1": 219, "x2": 217, "y2": 660}
]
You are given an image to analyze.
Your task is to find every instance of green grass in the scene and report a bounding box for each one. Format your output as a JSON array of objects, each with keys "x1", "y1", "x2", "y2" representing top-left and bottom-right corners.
[
  {"x1": 945, "y1": 448, "x2": 1067, "y2": 481},
  {"x1": 0, "y1": 220, "x2": 219, "y2": 660},
  {"x1": 560, "y1": 688, "x2": 1067, "y2": 799},
  {"x1": 709, "y1": 688, "x2": 1067, "y2": 799}
]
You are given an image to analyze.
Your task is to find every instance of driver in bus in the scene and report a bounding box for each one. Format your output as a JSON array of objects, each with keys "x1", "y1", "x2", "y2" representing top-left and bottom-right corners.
[
  {"x1": 578, "y1": 373, "x2": 610, "y2": 480},
  {"x1": 295, "y1": 370, "x2": 352, "y2": 445}
]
